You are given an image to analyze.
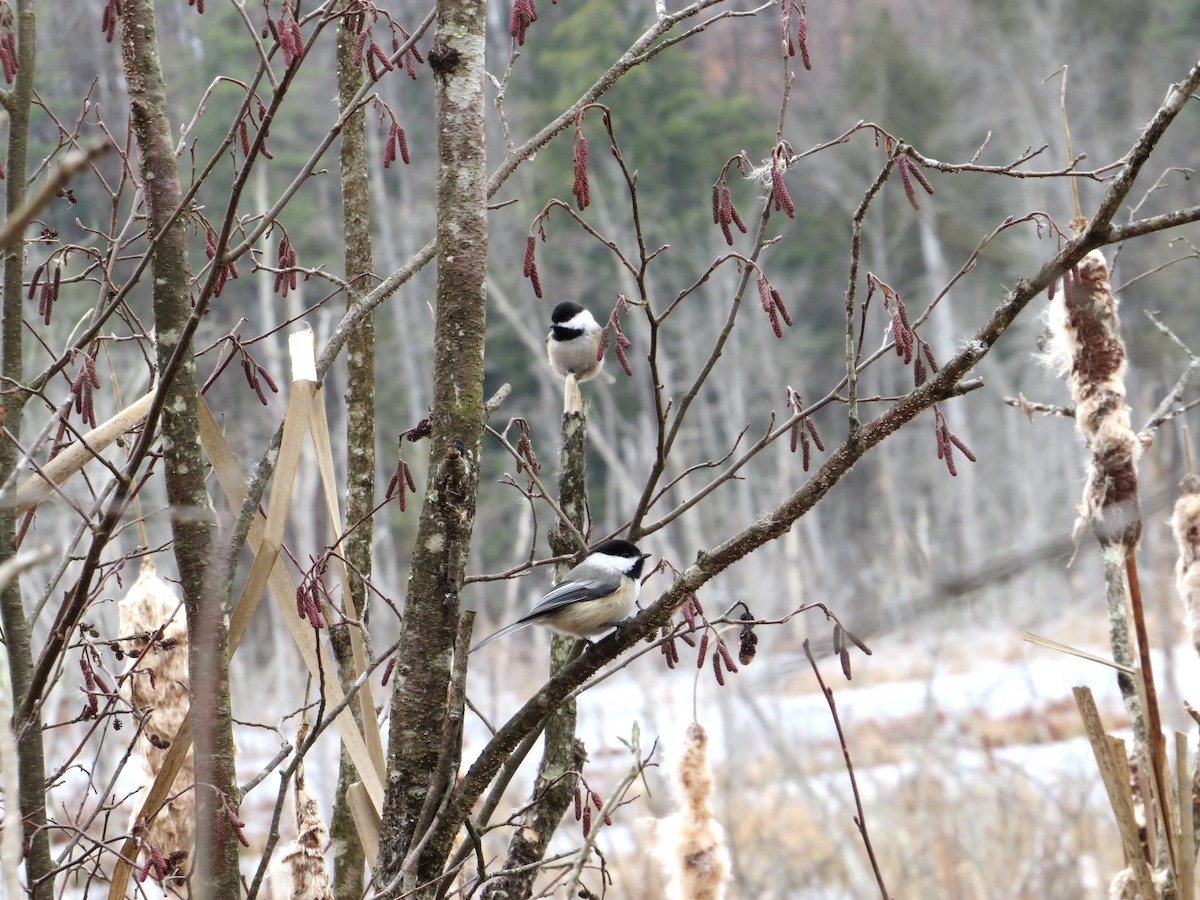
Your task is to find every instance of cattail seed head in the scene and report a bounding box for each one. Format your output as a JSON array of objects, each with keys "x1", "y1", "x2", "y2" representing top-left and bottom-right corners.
[
  {"x1": 1045, "y1": 249, "x2": 1141, "y2": 546},
  {"x1": 659, "y1": 723, "x2": 730, "y2": 899},
  {"x1": 1172, "y1": 475, "x2": 1200, "y2": 658}
]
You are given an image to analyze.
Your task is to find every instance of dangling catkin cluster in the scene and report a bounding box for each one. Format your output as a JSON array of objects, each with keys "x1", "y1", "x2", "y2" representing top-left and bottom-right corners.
[
  {"x1": 659, "y1": 723, "x2": 729, "y2": 900},
  {"x1": 1043, "y1": 249, "x2": 1142, "y2": 547},
  {"x1": 119, "y1": 561, "x2": 194, "y2": 869},
  {"x1": 1170, "y1": 474, "x2": 1200, "y2": 656},
  {"x1": 267, "y1": 773, "x2": 334, "y2": 900}
]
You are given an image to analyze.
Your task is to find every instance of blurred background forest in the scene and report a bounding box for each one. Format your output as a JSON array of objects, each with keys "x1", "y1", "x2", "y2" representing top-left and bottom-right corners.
[{"x1": 17, "y1": 0, "x2": 1200, "y2": 896}]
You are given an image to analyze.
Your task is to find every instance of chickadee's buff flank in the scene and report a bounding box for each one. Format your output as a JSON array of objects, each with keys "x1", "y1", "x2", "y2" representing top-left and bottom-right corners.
[
  {"x1": 471, "y1": 539, "x2": 651, "y2": 651},
  {"x1": 547, "y1": 299, "x2": 605, "y2": 382}
]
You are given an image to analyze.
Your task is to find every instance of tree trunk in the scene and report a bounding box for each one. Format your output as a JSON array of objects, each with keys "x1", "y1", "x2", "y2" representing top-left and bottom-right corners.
[
  {"x1": 376, "y1": 0, "x2": 488, "y2": 892},
  {"x1": 484, "y1": 402, "x2": 590, "y2": 899},
  {"x1": 120, "y1": 4, "x2": 238, "y2": 895},
  {"x1": 0, "y1": 3, "x2": 51, "y2": 897},
  {"x1": 329, "y1": 17, "x2": 375, "y2": 900}
]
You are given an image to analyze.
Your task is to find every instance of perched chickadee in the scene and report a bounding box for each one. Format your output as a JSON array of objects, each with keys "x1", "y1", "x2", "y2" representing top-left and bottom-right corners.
[
  {"x1": 471, "y1": 539, "x2": 651, "y2": 651},
  {"x1": 546, "y1": 300, "x2": 605, "y2": 383}
]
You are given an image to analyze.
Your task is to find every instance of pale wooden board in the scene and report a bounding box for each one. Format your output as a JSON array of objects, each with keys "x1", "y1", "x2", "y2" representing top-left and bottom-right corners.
[
  {"x1": 1178, "y1": 732, "x2": 1195, "y2": 900},
  {"x1": 306, "y1": 389, "x2": 387, "y2": 781},
  {"x1": 14, "y1": 390, "x2": 154, "y2": 514},
  {"x1": 107, "y1": 390, "x2": 384, "y2": 899},
  {"x1": 1072, "y1": 686, "x2": 1157, "y2": 898},
  {"x1": 346, "y1": 780, "x2": 381, "y2": 867},
  {"x1": 200, "y1": 395, "x2": 384, "y2": 811}
]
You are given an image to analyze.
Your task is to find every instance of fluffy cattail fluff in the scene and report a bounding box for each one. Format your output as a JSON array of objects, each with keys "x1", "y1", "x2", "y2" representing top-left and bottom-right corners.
[
  {"x1": 119, "y1": 561, "x2": 194, "y2": 873},
  {"x1": 1171, "y1": 474, "x2": 1200, "y2": 656},
  {"x1": 267, "y1": 773, "x2": 334, "y2": 900},
  {"x1": 1108, "y1": 865, "x2": 1166, "y2": 899},
  {"x1": 659, "y1": 723, "x2": 730, "y2": 900},
  {"x1": 1043, "y1": 249, "x2": 1142, "y2": 547}
]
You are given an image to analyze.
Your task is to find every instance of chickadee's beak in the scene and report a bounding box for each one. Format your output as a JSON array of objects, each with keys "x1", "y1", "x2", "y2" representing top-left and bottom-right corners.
[{"x1": 639, "y1": 552, "x2": 652, "y2": 560}]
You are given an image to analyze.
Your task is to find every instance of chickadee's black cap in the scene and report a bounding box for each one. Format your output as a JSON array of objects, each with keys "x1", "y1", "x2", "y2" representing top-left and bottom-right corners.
[
  {"x1": 591, "y1": 538, "x2": 644, "y2": 559},
  {"x1": 551, "y1": 299, "x2": 586, "y2": 323}
]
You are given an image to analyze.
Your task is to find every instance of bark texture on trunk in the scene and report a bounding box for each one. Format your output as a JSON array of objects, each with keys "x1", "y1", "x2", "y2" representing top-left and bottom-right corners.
[
  {"x1": 0, "y1": 3, "x2": 51, "y2": 896},
  {"x1": 377, "y1": 0, "x2": 487, "y2": 893},
  {"x1": 121, "y1": 4, "x2": 238, "y2": 894},
  {"x1": 484, "y1": 403, "x2": 590, "y2": 899},
  {"x1": 330, "y1": 17, "x2": 376, "y2": 900}
]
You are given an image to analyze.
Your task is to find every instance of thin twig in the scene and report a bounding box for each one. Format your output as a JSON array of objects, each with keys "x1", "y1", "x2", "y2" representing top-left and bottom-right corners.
[{"x1": 802, "y1": 640, "x2": 892, "y2": 900}]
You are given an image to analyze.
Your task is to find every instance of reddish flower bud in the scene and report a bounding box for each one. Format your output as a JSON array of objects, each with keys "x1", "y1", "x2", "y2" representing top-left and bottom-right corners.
[
  {"x1": 712, "y1": 649, "x2": 726, "y2": 686},
  {"x1": 766, "y1": 302, "x2": 782, "y2": 339},
  {"x1": 572, "y1": 135, "x2": 590, "y2": 210},
  {"x1": 772, "y1": 288, "x2": 793, "y2": 326},
  {"x1": 948, "y1": 432, "x2": 976, "y2": 463},
  {"x1": 910, "y1": 161, "x2": 933, "y2": 194},
  {"x1": 614, "y1": 340, "x2": 632, "y2": 376},
  {"x1": 397, "y1": 127, "x2": 410, "y2": 164},
  {"x1": 256, "y1": 363, "x2": 279, "y2": 394},
  {"x1": 797, "y1": 6, "x2": 812, "y2": 70},
  {"x1": 383, "y1": 128, "x2": 396, "y2": 168},
  {"x1": 717, "y1": 638, "x2": 739, "y2": 674},
  {"x1": 771, "y1": 165, "x2": 796, "y2": 218},
  {"x1": 370, "y1": 41, "x2": 393, "y2": 73},
  {"x1": 523, "y1": 235, "x2": 542, "y2": 298},
  {"x1": 944, "y1": 451, "x2": 958, "y2": 477},
  {"x1": 510, "y1": 0, "x2": 537, "y2": 45},
  {"x1": 897, "y1": 155, "x2": 919, "y2": 210},
  {"x1": 353, "y1": 29, "x2": 368, "y2": 67},
  {"x1": 27, "y1": 262, "x2": 42, "y2": 301},
  {"x1": 805, "y1": 417, "x2": 824, "y2": 452}
]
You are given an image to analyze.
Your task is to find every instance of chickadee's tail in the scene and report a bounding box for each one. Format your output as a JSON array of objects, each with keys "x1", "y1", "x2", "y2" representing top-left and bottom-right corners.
[{"x1": 469, "y1": 618, "x2": 536, "y2": 653}]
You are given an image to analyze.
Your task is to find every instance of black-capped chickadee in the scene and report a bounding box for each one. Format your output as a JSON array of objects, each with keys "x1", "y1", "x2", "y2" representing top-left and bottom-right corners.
[
  {"x1": 547, "y1": 299, "x2": 605, "y2": 383},
  {"x1": 471, "y1": 539, "x2": 651, "y2": 651}
]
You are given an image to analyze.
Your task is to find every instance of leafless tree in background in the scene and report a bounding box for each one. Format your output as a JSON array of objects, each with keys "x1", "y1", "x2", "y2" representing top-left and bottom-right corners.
[{"x1": 1, "y1": 0, "x2": 1199, "y2": 897}]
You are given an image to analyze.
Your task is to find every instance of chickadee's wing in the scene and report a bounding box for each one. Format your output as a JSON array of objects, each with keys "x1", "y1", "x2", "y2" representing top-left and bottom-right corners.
[
  {"x1": 524, "y1": 575, "x2": 624, "y2": 617},
  {"x1": 469, "y1": 576, "x2": 623, "y2": 653}
]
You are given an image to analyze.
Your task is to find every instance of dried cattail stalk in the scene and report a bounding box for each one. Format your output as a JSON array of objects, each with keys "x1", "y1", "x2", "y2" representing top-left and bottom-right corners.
[
  {"x1": 1171, "y1": 474, "x2": 1200, "y2": 657},
  {"x1": 1043, "y1": 249, "x2": 1142, "y2": 547},
  {"x1": 119, "y1": 561, "x2": 194, "y2": 872},
  {"x1": 267, "y1": 773, "x2": 334, "y2": 900},
  {"x1": 659, "y1": 723, "x2": 729, "y2": 900}
]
